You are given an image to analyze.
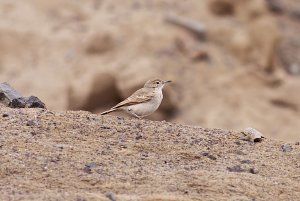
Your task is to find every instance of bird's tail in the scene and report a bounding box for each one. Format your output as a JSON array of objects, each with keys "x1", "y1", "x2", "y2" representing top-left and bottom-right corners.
[{"x1": 100, "y1": 108, "x2": 117, "y2": 115}]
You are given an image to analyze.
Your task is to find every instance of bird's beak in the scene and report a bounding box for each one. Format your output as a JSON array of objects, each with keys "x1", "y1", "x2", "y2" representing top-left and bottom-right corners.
[{"x1": 163, "y1": 80, "x2": 172, "y2": 84}]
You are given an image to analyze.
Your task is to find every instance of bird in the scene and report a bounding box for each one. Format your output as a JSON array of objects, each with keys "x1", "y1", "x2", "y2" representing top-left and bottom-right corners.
[{"x1": 100, "y1": 78, "x2": 171, "y2": 119}]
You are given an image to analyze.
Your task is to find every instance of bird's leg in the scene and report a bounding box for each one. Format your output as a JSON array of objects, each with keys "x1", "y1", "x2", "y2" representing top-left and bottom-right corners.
[{"x1": 127, "y1": 109, "x2": 142, "y2": 119}]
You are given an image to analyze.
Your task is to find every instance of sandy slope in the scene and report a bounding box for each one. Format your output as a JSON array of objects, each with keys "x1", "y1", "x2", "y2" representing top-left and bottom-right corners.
[{"x1": 0, "y1": 105, "x2": 299, "y2": 201}]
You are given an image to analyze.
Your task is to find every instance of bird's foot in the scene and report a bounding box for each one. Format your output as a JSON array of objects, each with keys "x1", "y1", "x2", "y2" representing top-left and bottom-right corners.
[{"x1": 128, "y1": 109, "x2": 142, "y2": 119}]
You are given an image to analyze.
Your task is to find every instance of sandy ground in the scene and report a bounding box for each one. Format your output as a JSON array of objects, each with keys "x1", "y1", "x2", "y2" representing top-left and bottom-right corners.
[
  {"x1": 0, "y1": 105, "x2": 299, "y2": 201},
  {"x1": 1, "y1": 1, "x2": 300, "y2": 199}
]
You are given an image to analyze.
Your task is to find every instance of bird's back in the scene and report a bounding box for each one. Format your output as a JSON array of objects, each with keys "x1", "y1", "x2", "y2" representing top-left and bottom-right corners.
[{"x1": 112, "y1": 87, "x2": 155, "y2": 109}]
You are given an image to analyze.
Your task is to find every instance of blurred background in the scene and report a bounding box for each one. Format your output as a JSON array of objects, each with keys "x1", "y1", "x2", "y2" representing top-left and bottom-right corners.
[{"x1": 0, "y1": 0, "x2": 299, "y2": 141}]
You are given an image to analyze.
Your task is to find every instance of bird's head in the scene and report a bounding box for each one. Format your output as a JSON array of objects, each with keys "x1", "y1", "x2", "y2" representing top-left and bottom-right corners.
[{"x1": 144, "y1": 79, "x2": 171, "y2": 89}]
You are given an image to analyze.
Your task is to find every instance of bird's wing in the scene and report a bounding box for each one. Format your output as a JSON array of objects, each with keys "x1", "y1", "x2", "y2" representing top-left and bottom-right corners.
[{"x1": 112, "y1": 88, "x2": 154, "y2": 109}]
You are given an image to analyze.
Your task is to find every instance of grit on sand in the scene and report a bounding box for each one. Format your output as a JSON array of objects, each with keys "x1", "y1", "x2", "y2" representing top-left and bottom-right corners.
[
  {"x1": 1, "y1": 0, "x2": 300, "y2": 200},
  {"x1": 0, "y1": 105, "x2": 299, "y2": 200}
]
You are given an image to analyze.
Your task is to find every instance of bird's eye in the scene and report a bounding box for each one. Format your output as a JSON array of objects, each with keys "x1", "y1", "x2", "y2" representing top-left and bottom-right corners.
[{"x1": 155, "y1": 81, "x2": 160, "y2": 84}]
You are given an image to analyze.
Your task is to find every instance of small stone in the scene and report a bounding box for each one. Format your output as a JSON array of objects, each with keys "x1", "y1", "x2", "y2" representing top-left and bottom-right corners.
[
  {"x1": 100, "y1": 126, "x2": 111, "y2": 129},
  {"x1": 242, "y1": 127, "x2": 264, "y2": 142},
  {"x1": 208, "y1": 155, "x2": 217, "y2": 160},
  {"x1": 235, "y1": 150, "x2": 248, "y2": 155},
  {"x1": 2, "y1": 113, "x2": 9, "y2": 117},
  {"x1": 241, "y1": 160, "x2": 253, "y2": 164},
  {"x1": 141, "y1": 152, "x2": 148, "y2": 158},
  {"x1": 249, "y1": 168, "x2": 259, "y2": 174},
  {"x1": 227, "y1": 165, "x2": 244, "y2": 173},
  {"x1": 10, "y1": 97, "x2": 26, "y2": 108},
  {"x1": 0, "y1": 82, "x2": 23, "y2": 106},
  {"x1": 25, "y1": 96, "x2": 46, "y2": 108},
  {"x1": 135, "y1": 133, "x2": 143, "y2": 140},
  {"x1": 26, "y1": 120, "x2": 37, "y2": 127},
  {"x1": 106, "y1": 192, "x2": 117, "y2": 201},
  {"x1": 54, "y1": 144, "x2": 65, "y2": 150},
  {"x1": 31, "y1": 131, "x2": 37, "y2": 136},
  {"x1": 0, "y1": 84, "x2": 44, "y2": 108},
  {"x1": 281, "y1": 144, "x2": 293, "y2": 152},
  {"x1": 83, "y1": 162, "x2": 97, "y2": 174},
  {"x1": 202, "y1": 152, "x2": 217, "y2": 160}
]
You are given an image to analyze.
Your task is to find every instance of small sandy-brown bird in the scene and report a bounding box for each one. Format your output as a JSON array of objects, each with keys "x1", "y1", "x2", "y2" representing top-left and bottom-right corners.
[{"x1": 100, "y1": 79, "x2": 171, "y2": 118}]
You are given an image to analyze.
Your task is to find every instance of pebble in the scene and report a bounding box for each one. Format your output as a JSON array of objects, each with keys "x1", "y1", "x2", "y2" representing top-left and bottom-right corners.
[
  {"x1": 135, "y1": 132, "x2": 143, "y2": 140},
  {"x1": 281, "y1": 144, "x2": 293, "y2": 152},
  {"x1": 227, "y1": 165, "x2": 244, "y2": 173},
  {"x1": 202, "y1": 152, "x2": 217, "y2": 160},
  {"x1": 2, "y1": 113, "x2": 9, "y2": 117},
  {"x1": 242, "y1": 127, "x2": 264, "y2": 142},
  {"x1": 249, "y1": 168, "x2": 259, "y2": 174},
  {"x1": 83, "y1": 162, "x2": 97, "y2": 174},
  {"x1": 26, "y1": 120, "x2": 37, "y2": 126},
  {"x1": 106, "y1": 192, "x2": 117, "y2": 201}
]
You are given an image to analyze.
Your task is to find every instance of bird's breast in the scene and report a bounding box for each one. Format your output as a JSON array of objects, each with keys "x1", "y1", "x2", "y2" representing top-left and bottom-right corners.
[{"x1": 127, "y1": 90, "x2": 163, "y2": 117}]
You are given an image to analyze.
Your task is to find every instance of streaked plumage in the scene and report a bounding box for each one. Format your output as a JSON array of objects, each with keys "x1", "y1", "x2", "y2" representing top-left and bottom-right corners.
[{"x1": 101, "y1": 79, "x2": 171, "y2": 118}]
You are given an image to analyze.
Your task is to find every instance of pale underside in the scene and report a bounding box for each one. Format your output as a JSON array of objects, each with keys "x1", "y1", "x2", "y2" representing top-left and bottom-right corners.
[{"x1": 112, "y1": 88, "x2": 163, "y2": 117}]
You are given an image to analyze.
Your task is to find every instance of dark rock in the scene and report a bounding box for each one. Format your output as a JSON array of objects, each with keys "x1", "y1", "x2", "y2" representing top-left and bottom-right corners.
[
  {"x1": 0, "y1": 82, "x2": 46, "y2": 108},
  {"x1": 227, "y1": 165, "x2": 244, "y2": 173},
  {"x1": 26, "y1": 120, "x2": 37, "y2": 127},
  {"x1": 281, "y1": 144, "x2": 293, "y2": 152},
  {"x1": 0, "y1": 82, "x2": 23, "y2": 104},
  {"x1": 2, "y1": 113, "x2": 9, "y2": 118},
  {"x1": 141, "y1": 152, "x2": 148, "y2": 158},
  {"x1": 50, "y1": 156, "x2": 61, "y2": 163},
  {"x1": 253, "y1": 138, "x2": 263, "y2": 143},
  {"x1": 31, "y1": 131, "x2": 37, "y2": 136},
  {"x1": 100, "y1": 126, "x2": 111, "y2": 129},
  {"x1": 117, "y1": 117, "x2": 124, "y2": 121},
  {"x1": 83, "y1": 162, "x2": 97, "y2": 174},
  {"x1": 228, "y1": 165, "x2": 258, "y2": 174},
  {"x1": 25, "y1": 96, "x2": 46, "y2": 108},
  {"x1": 207, "y1": 155, "x2": 217, "y2": 160},
  {"x1": 241, "y1": 160, "x2": 253, "y2": 164},
  {"x1": 202, "y1": 152, "x2": 217, "y2": 160},
  {"x1": 10, "y1": 97, "x2": 26, "y2": 108},
  {"x1": 135, "y1": 132, "x2": 143, "y2": 140},
  {"x1": 249, "y1": 168, "x2": 259, "y2": 174}
]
